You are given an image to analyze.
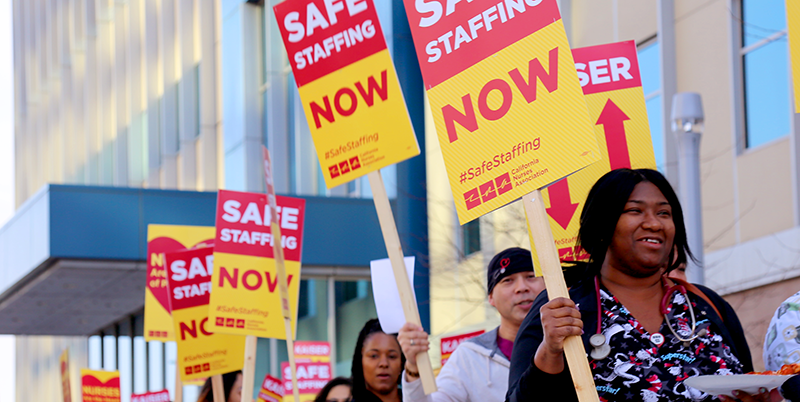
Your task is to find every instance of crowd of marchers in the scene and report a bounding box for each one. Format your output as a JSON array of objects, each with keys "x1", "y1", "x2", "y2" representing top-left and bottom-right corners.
[{"x1": 197, "y1": 169, "x2": 800, "y2": 402}]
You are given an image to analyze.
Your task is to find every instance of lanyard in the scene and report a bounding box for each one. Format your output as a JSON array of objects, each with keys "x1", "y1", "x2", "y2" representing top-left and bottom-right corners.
[{"x1": 589, "y1": 276, "x2": 703, "y2": 361}]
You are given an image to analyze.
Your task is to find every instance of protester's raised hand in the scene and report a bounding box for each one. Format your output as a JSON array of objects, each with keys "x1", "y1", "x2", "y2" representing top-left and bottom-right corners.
[
  {"x1": 718, "y1": 388, "x2": 783, "y2": 402},
  {"x1": 534, "y1": 297, "x2": 583, "y2": 374},
  {"x1": 397, "y1": 322, "x2": 430, "y2": 374}
]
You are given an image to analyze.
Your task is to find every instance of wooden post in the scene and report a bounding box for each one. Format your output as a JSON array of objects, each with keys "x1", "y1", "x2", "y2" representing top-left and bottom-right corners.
[
  {"x1": 522, "y1": 189, "x2": 599, "y2": 402},
  {"x1": 367, "y1": 171, "x2": 437, "y2": 395},
  {"x1": 211, "y1": 374, "x2": 226, "y2": 402},
  {"x1": 241, "y1": 335, "x2": 258, "y2": 402},
  {"x1": 174, "y1": 364, "x2": 183, "y2": 402},
  {"x1": 262, "y1": 147, "x2": 301, "y2": 402}
]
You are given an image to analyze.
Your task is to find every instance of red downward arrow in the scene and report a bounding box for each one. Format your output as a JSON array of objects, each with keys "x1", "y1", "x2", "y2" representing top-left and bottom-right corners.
[
  {"x1": 596, "y1": 99, "x2": 632, "y2": 170},
  {"x1": 546, "y1": 178, "x2": 579, "y2": 230}
]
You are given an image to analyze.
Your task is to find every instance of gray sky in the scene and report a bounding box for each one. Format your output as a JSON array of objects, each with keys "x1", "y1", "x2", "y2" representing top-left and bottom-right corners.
[{"x1": 0, "y1": 0, "x2": 17, "y2": 400}]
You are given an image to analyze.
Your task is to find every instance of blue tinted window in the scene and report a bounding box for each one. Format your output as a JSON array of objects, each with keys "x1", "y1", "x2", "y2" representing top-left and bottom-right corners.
[
  {"x1": 646, "y1": 96, "x2": 665, "y2": 171},
  {"x1": 741, "y1": 0, "x2": 790, "y2": 149},
  {"x1": 638, "y1": 42, "x2": 661, "y2": 96},
  {"x1": 743, "y1": 40, "x2": 791, "y2": 148},
  {"x1": 742, "y1": 0, "x2": 787, "y2": 47},
  {"x1": 638, "y1": 41, "x2": 664, "y2": 173},
  {"x1": 463, "y1": 219, "x2": 481, "y2": 256}
]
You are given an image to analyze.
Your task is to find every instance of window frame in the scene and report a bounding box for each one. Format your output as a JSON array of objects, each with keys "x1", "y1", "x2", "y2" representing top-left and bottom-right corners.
[{"x1": 733, "y1": 0, "x2": 793, "y2": 153}]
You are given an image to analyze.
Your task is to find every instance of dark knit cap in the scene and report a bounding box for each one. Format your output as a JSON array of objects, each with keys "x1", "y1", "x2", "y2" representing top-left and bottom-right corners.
[{"x1": 487, "y1": 247, "x2": 535, "y2": 295}]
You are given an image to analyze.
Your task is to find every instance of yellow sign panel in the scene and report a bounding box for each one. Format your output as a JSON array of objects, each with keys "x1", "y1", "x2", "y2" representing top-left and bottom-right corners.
[
  {"x1": 273, "y1": 0, "x2": 420, "y2": 188},
  {"x1": 402, "y1": 0, "x2": 599, "y2": 224},
  {"x1": 209, "y1": 253, "x2": 302, "y2": 338},
  {"x1": 81, "y1": 369, "x2": 121, "y2": 402},
  {"x1": 165, "y1": 247, "x2": 246, "y2": 381},
  {"x1": 208, "y1": 190, "x2": 305, "y2": 339},
  {"x1": 788, "y1": 0, "x2": 800, "y2": 112},
  {"x1": 530, "y1": 41, "x2": 657, "y2": 273},
  {"x1": 144, "y1": 225, "x2": 215, "y2": 342}
]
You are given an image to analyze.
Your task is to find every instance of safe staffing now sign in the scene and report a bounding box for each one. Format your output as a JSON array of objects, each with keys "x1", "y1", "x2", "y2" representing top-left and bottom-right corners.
[
  {"x1": 531, "y1": 40, "x2": 656, "y2": 268},
  {"x1": 208, "y1": 190, "x2": 306, "y2": 338},
  {"x1": 403, "y1": 0, "x2": 599, "y2": 224},
  {"x1": 273, "y1": 0, "x2": 420, "y2": 188},
  {"x1": 144, "y1": 225, "x2": 216, "y2": 342},
  {"x1": 165, "y1": 247, "x2": 246, "y2": 381}
]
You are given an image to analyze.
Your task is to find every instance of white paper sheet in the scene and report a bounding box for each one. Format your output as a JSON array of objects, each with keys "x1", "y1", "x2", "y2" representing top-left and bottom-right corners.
[{"x1": 370, "y1": 256, "x2": 416, "y2": 334}]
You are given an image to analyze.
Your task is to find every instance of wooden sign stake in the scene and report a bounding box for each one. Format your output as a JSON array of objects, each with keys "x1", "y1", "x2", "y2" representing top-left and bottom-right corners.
[
  {"x1": 174, "y1": 365, "x2": 183, "y2": 402},
  {"x1": 262, "y1": 147, "x2": 301, "y2": 402},
  {"x1": 211, "y1": 374, "x2": 226, "y2": 402},
  {"x1": 367, "y1": 170, "x2": 437, "y2": 395},
  {"x1": 241, "y1": 335, "x2": 258, "y2": 402},
  {"x1": 522, "y1": 189, "x2": 599, "y2": 402}
]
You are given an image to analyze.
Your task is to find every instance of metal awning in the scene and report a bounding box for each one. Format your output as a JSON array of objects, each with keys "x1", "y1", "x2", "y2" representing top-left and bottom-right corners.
[{"x1": 0, "y1": 185, "x2": 387, "y2": 335}]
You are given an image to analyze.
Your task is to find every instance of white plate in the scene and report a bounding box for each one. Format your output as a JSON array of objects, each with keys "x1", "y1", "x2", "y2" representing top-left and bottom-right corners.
[{"x1": 684, "y1": 374, "x2": 795, "y2": 397}]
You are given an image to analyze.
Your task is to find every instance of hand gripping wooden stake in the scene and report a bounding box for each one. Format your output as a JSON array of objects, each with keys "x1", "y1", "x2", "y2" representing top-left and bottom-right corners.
[
  {"x1": 368, "y1": 171, "x2": 437, "y2": 395},
  {"x1": 522, "y1": 189, "x2": 599, "y2": 402}
]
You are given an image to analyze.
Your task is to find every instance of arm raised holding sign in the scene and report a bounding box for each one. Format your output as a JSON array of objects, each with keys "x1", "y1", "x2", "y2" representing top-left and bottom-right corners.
[
  {"x1": 398, "y1": 248, "x2": 544, "y2": 402},
  {"x1": 507, "y1": 169, "x2": 770, "y2": 402}
]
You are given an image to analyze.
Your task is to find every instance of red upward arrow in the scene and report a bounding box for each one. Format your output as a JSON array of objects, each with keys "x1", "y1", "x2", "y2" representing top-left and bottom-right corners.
[
  {"x1": 546, "y1": 178, "x2": 579, "y2": 230},
  {"x1": 596, "y1": 99, "x2": 632, "y2": 170}
]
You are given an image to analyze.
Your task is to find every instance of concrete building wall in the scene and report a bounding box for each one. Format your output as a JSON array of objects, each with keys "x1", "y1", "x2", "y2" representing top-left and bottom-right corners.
[
  {"x1": 13, "y1": 0, "x2": 223, "y2": 203},
  {"x1": 10, "y1": 1, "x2": 225, "y2": 400}
]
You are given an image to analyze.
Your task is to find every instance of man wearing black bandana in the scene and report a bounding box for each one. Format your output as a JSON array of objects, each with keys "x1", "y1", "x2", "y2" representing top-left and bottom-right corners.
[{"x1": 397, "y1": 247, "x2": 545, "y2": 402}]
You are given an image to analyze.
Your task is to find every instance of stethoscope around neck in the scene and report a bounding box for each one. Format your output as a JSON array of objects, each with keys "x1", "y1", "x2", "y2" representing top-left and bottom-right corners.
[{"x1": 589, "y1": 275, "x2": 708, "y2": 361}]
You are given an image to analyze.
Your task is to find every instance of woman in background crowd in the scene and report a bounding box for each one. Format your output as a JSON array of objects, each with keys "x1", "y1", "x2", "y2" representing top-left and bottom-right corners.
[
  {"x1": 196, "y1": 370, "x2": 243, "y2": 402},
  {"x1": 351, "y1": 319, "x2": 404, "y2": 402},
  {"x1": 314, "y1": 377, "x2": 353, "y2": 402}
]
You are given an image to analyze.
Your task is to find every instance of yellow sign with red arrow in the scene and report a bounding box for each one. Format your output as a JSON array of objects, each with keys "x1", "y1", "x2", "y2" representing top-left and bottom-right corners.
[{"x1": 531, "y1": 40, "x2": 657, "y2": 272}]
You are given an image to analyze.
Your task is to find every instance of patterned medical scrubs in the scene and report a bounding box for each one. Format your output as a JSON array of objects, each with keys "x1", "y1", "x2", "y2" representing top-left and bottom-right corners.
[
  {"x1": 764, "y1": 290, "x2": 800, "y2": 371},
  {"x1": 592, "y1": 286, "x2": 743, "y2": 401}
]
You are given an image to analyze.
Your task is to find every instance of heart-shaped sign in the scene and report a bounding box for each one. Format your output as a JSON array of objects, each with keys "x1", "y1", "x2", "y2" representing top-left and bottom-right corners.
[{"x1": 147, "y1": 237, "x2": 213, "y2": 313}]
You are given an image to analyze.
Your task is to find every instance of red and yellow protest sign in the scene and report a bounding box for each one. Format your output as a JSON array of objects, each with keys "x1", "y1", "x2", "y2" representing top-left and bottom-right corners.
[
  {"x1": 81, "y1": 370, "x2": 121, "y2": 402},
  {"x1": 293, "y1": 341, "x2": 331, "y2": 363},
  {"x1": 258, "y1": 374, "x2": 284, "y2": 402},
  {"x1": 60, "y1": 349, "x2": 72, "y2": 402},
  {"x1": 440, "y1": 330, "x2": 484, "y2": 366},
  {"x1": 208, "y1": 190, "x2": 306, "y2": 338},
  {"x1": 788, "y1": 0, "x2": 800, "y2": 112},
  {"x1": 130, "y1": 390, "x2": 170, "y2": 402},
  {"x1": 530, "y1": 40, "x2": 656, "y2": 271},
  {"x1": 282, "y1": 361, "x2": 332, "y2": 402},
  {"x1": 165, "y1": 247, "x2": 246, "y2": 381},
  {"x1": 145, "y1": 225, "x2": 215, "y2": 341},
  {"x1": 273, "y1": 0, "x2": 420, "y2": 188},
  {"x1": 403, "y1": 0, "x2": 599, "y2": 224}
]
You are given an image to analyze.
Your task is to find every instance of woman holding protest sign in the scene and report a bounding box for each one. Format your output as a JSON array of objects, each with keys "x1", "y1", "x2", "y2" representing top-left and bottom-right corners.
[
  {"x1": 351, "y1": 319, "x2": 405, "y2": 402},
  {"x1": 506, "y1": 169, "x2": 780, "y2": 402}
]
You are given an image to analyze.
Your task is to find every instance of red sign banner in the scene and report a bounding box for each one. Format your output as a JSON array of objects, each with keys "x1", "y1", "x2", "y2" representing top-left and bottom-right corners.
[
  {"x1": 130, "y1": 390, "x2": 170, "y2": 402},
  {"x1": 294, "y1": 341, "x2": 331, "y2": 362},
  {"x1": 214, "y1": 190, "x2": 306, "y2": 261},
  {"x1": 258, "y1": 374, "x2": 285, "y2": 402},
  {"x1": 165, "y1": 247, "x2": 215, "y2": 311},
  {"x1": 274, "y1": 0, "x2": 387, "y2": 87},
  {"x1": 405, "y1": 0, "x2": 561, "y2": 89},
  {"x1": 572, "y1": 40, "x2": 643, "y2": 96},
  {"x1": 282, "y1": 361, "x2": 332, "y2": 395},
  {"x1": 440, "y1": 330, "x2": 484, "y2": 365}
]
